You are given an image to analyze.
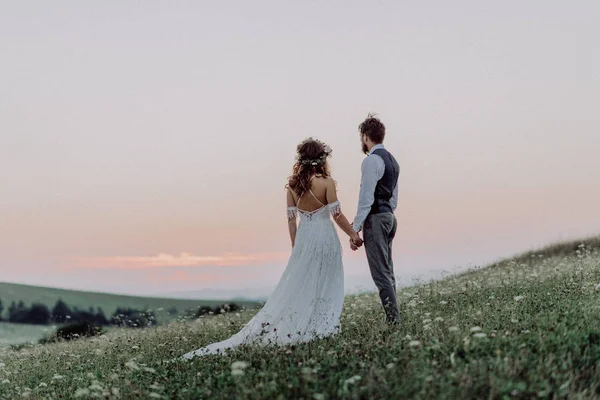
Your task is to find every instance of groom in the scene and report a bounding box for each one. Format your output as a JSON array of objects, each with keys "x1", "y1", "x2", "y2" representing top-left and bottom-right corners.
[{"x1": 351, "y1": 114, "x2": 400, "y2": 325}]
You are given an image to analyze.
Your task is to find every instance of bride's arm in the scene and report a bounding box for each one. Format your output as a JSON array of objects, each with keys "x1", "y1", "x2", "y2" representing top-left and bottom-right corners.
[
  {"x1": 326, "y1": 178, "x2": 362, "y2": 244},
  {"x1": 286, "y1": 188, "x2": 298, "y2": 247}
]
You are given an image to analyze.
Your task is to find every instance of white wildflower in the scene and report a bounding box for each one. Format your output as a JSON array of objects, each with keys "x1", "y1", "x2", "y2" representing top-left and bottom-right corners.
[
  {"x1": 231, "y1": 369, "x2": 245, "y2": 377},
  {"x1": 52, "y1": 374, "x2": 65, "y2": 380},
  {"x1": 470, "y1": 326, "x2": 482, "y2": 332},
  {"x1": 449, "y1": 326, "x2": 460, "y2": 332},
  {"x1": 434, "y1": 317, "x2": 444, "y2": 322},
  {"x1": 125, "y1": 361, "x2": 140, "y2": 370},
  {"x1": 514, "y1": 295, "x2": 525, "y2": 302},
  {"x1": 408, "y1": 340, "x2": 422, "y2": 348},
  {"x1": 440, "y1": 300, "x2": 448, "y2": 305},
  {"x1": 473, "y1": 332, "x2": 487, "y2": 338},
  {"x1": 344, "y1": 375, "x2": 361, "y2": 386},
  {"x1": 74, "y1": 388, "x2": 91, "y2": 397},
  {"x1": 386, "y1": 363, "x2": 395, "y2": 369},
  {"x1": 231, "y1": 361, "x2": 249, "y2": 370}
]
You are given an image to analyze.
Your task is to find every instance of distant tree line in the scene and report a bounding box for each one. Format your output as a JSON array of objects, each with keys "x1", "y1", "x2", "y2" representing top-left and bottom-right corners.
[
  {"x1": 0, "y1": 298, "x2": 242, "y2": 327},
  {"x1": 0, "y1": 298, "x2": 154, "y2": 327}
]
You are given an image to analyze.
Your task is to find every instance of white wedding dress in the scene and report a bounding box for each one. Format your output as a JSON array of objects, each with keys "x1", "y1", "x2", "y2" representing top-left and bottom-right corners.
[{"x1": 183, "y1": 193, "x2": 344, "y2": 359}]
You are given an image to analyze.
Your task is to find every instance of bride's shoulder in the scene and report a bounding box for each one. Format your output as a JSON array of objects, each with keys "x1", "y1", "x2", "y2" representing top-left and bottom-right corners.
[
  {"x1": 314, "y1": 175, "x2": 334, "y2": 184},
  {"x1": 316, "y1": 175, "x2": 336, "y2": 191}
]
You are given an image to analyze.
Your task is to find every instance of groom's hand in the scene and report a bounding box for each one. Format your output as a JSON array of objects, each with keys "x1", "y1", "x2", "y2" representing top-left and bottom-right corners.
[{"x1": 350, "y1": 235, "x2": 363, "y2": 251}]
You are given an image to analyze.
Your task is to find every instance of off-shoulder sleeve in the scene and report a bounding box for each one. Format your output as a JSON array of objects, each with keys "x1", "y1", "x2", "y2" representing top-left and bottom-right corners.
[
  {"x1": 287, "y1": 207, "x2": 298, "y2": 221},
  {"x1": 328, "y1": 201, "x2": 341, "y2": 218}
]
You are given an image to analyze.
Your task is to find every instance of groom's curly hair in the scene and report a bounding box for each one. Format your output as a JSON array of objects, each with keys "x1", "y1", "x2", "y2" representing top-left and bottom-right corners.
[
  {"x1": 286, "y1": 138, "x2": 332, "y2": 197},
  {"x1": 359, "y1": 113, "x2": 386, "y2": 143}
]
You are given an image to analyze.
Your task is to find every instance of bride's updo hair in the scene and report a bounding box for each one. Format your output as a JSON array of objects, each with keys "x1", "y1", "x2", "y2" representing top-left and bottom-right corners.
[{"x1": 287, "y1": 138, "x2": 332, "y2": 197}]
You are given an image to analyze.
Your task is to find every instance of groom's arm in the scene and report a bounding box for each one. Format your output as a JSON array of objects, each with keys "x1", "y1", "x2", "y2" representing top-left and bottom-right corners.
[{"x1": 353, "y1": 155, "x2": 384, "y2": 232}]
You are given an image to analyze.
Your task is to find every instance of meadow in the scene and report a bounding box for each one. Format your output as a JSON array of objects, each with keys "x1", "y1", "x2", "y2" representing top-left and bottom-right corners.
[{"x1": 0, "y1": 237, "x2": 599, "y2": 399}]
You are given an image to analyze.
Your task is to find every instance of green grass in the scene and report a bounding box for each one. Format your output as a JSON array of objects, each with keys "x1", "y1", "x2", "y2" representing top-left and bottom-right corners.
[
  {"x1": 0, "y1": 237, "x2": 599, "y2": 399},
  {"x1": 0, "y1": 323, "x2": 50, "y2": 347},
  {"x1": 0, "y1": 281, "x2": 259, "y2": 324}
]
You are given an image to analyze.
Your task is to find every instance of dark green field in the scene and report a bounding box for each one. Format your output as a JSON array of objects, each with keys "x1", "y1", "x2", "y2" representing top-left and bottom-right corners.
[{"x1": 0, "y1": 281, "x2": 258, "y2": 319}]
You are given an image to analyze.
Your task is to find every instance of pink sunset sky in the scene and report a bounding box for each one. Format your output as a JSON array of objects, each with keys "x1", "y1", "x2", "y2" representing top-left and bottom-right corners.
[{"x1": 1, "y1": 1, "x2": 599, "y2": 298}]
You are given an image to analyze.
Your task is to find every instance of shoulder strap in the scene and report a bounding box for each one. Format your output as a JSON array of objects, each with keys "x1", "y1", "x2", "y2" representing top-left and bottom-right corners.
[
  {"x1": 309, "y1": 189, "x2": 325, "y2": 207},
  {"x1": 309, "y1": 175, "x2": 326, "y2": 206}
]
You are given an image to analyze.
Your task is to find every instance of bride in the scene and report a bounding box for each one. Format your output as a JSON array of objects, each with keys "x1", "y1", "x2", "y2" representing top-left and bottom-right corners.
[{"x1": 182, "y1": 138, "x2": 362, "y2": 359}]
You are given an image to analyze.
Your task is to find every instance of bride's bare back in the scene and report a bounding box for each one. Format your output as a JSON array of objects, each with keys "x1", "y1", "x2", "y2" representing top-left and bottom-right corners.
[{"x1": 289, "y1": 175, "x2": 330, "y2": 212}]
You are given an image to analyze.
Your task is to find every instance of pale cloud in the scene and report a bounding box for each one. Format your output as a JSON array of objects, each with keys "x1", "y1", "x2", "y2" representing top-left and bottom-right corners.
[{"x1": 69, "y1": 251, "x2": 290, "y2": 270}]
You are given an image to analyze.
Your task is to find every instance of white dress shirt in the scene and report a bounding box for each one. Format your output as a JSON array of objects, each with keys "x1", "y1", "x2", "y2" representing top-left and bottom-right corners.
[{"x1": 353, "y1": 144, "x2": 399, "y2": 232}]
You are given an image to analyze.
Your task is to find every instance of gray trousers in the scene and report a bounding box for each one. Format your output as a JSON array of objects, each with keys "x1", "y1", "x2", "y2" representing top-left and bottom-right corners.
[{"x1": 363, "y1": 212, "x2": 399, "y2": 323}]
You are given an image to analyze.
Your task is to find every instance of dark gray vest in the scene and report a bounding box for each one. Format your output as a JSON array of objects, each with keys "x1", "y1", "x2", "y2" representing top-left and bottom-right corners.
[{"x1": 370, "y1": 148, "x2": 399, "y2": 215}]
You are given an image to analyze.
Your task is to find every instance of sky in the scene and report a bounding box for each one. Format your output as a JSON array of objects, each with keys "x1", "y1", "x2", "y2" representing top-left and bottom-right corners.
[{"x1": 1, "y1": 1, "x2": 599, "y2": 298}]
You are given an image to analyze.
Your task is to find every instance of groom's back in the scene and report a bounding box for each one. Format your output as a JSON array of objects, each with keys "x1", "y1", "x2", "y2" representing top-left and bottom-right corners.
[{"x1": 370, "y1": 148, "x2": 399, "y2": 215}]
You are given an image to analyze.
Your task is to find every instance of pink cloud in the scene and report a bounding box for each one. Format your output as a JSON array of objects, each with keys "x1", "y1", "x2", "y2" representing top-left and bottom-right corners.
[{"x1": 69, "y1": 251, "x2": 290, "y2": 270}]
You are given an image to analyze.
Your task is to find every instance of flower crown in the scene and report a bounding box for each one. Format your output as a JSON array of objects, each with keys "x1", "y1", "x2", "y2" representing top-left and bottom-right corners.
[{"x1": 297, "y1": 138, "x2": 332, "y2": 166}]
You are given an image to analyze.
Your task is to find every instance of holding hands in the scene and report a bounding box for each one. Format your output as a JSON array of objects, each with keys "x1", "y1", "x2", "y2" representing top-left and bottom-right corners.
[{"x1": 350, "y1": 232, "x2": 363, "y2": 251}]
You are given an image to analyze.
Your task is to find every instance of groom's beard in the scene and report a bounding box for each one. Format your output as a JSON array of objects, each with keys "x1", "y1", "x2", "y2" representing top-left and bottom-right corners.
[{"x1": 362, "y1": 143, "x2": 369, "y2": 154}]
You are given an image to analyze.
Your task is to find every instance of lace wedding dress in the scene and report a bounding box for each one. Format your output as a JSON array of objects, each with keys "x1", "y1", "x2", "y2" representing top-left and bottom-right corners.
[{"x1": 182, "y1": 196, "x2": 344, "y2": 359}]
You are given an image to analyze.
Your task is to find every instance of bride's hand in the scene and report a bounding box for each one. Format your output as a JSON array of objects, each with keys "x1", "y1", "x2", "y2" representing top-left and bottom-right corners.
[{"x1": 350, "y1": 234, "x2": 363, "y2": 250}]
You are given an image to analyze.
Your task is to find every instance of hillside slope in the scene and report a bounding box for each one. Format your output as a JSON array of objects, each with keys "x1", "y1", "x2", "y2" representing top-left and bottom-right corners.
[{"x1": 0, "y1": 236, "x2": 599, "y2": 399}]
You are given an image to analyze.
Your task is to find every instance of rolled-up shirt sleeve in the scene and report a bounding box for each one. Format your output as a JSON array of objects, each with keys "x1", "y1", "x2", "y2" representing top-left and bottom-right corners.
[{"x1": 353, "y1": 155, "x2": 384, "y2": 232}]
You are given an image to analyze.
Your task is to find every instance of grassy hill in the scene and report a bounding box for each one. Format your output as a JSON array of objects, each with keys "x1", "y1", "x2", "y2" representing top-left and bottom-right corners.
[
  {"x1": 0, "y1": 236, "x2": 599, "y2": 399},
  {"x1": 0, "y1": 281, "x2": 259, "y2": 323}
]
